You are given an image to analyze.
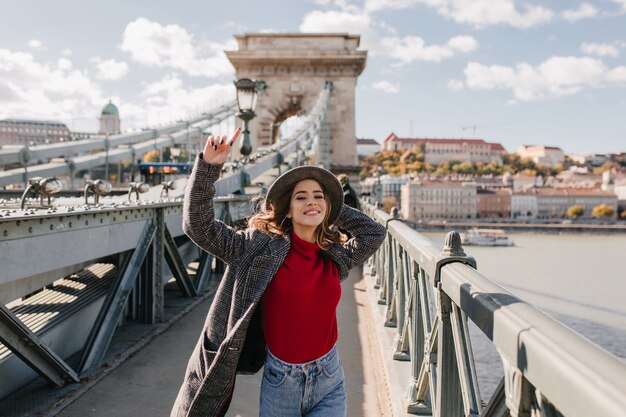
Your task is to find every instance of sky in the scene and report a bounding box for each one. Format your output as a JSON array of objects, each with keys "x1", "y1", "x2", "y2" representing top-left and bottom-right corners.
[{"x1": 1, "y1": 0, "x2": 625, "y2": 155}]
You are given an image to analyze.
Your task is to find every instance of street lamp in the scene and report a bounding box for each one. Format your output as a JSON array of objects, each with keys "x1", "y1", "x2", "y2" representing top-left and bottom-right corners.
[
  {"x1": 234, "y1": 78, "x2": 261, "y2": 157},
  {"x1": 375, "y1": 166, "x2": 383, "y2": 206}
]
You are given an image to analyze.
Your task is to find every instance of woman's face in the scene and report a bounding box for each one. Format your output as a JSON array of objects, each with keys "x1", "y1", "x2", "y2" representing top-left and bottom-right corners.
[{"x1": 287, "y1": 179, "x2": 328, "y2": 231}]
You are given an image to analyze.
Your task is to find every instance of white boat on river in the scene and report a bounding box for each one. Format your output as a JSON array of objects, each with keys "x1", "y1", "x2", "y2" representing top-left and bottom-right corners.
[{"x1": 460, "y1": 228, "x2": 514, "y2": 246}]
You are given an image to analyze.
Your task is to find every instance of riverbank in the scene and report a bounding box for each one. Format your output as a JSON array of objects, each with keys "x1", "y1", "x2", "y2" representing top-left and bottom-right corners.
[{"x1": 410, "y1": 221, "x2": 626, "y2": 234}]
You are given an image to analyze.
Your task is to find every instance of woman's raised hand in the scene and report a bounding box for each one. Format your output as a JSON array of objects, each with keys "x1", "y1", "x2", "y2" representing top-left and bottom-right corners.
[{"x1": 202, "y1": 128, "x2": 241, "y2": 165}]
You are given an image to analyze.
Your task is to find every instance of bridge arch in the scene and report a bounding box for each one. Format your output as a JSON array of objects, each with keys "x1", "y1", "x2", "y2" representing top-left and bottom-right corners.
[{"x1": 226, "y1": 33, "x2": 367, "y2": 173}]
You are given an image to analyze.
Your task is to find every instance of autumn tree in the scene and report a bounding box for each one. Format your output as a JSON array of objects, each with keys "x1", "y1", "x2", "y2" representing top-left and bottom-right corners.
[
  {"x1": 143, "y1": 149, "x2": 160, "y2": 162},
  {"x1": 591, "y1": 204, "x2": 615, "y2": 219},
  {"x1": 566, "y1": 205, "x2": 584, "y2": 220}
]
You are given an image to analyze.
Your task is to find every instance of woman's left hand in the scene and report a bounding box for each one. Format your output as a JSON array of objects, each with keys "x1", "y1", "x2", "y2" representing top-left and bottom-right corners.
[{"x1": 202, "y1": 128, "x2": 241, "y2": 165}]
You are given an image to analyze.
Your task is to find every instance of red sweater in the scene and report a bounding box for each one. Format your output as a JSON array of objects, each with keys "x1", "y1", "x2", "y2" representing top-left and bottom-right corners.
[{"x1": 261, "y1": 232, "x2": 341, "y2": 363}]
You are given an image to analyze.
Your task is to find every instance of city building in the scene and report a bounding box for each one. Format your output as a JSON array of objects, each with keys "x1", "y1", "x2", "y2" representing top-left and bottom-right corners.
[
  {"x1": 614, "y1": 178, "x2": 626, "y2": 215},
  {"x1": 0, "y1": 119, "x2": 72, "y2": 146},
  {"x1": 512, "y1": 173, "x2": 544, "y2": 190},
  {"x1": 517, "y1": 145, "x2": 565, "y2": 166},
  {"x1": 356, "y1": 138, "x2": 380, "y2": 156},
  {"x1": 400, "y1": 180, "x2": 477, "y2": 221},
  {"x1": 555, "y1": 170, "x2": 602, "y2": 189},
  {"x1": 511, "y1": 189, "x2": 539, "y2": 220},
  {"x1": 476, "y1": 188, "x2": 512, "y2": 219},
  {"x1": 99, "y1": 101, "x2": 121, "y2": 135},
  {"x1": 381, "y1": 133, "x2": 505, "y2": 165},
  {"x1": 534, "y1": 188, "x2": 618, "y2": 219},
  {"x1": 360, "y1": 174, "x2": 408, "y2": 199}
]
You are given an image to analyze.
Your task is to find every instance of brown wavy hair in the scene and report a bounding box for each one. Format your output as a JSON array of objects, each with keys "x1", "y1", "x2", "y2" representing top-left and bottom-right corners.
[{"x1": 248, "y1": 180, "x2": 346, "y2": 250}]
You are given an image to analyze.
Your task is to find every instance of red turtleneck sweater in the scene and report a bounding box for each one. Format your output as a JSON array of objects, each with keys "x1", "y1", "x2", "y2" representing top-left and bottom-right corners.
[{"x1": 261, "y1": 232, "x2": 341, "y2": 363}]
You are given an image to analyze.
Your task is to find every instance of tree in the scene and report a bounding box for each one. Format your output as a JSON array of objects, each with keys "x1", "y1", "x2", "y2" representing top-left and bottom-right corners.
[
  {"x1": 382, "y1": 196, "x2": 398, "y2": 214},
  {"x1": 596, "y1": 161, "x2": 617, "y2": 174},
  {"x1": 591, "y1": 204, "x2": 615, "y2": 219},
  {"x1": 566, "y1": 205, "x2": 584, "y2": 220},
  {"x1": 143, "y1": 149, "x2": 160, "y2": 162}
]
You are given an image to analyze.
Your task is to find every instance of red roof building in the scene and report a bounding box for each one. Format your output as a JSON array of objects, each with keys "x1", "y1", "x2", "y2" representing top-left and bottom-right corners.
[{"x1": 382, "y1": 133, "x2": 506, "y2": 165}]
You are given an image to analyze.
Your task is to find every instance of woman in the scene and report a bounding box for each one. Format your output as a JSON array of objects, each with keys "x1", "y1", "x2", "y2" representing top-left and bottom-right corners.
[{"x1": 171, "y1": 129, "x2": 386, "y2": 417}]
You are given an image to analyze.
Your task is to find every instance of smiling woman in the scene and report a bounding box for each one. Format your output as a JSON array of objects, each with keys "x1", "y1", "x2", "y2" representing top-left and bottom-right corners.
[
  {"x1": 287, "y1": 179, "x2": 328, "y2": 242},
  {"x1": 170, "y1": 130, "x2": 387, "y2": 417}
]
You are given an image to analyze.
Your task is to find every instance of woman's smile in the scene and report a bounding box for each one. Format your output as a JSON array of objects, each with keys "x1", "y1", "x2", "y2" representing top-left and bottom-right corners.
[{"x1": 288, "y1": 179, "x2": 328, "y2": 241}]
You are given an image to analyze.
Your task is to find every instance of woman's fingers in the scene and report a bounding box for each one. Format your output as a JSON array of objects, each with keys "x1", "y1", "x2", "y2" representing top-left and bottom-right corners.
[
  {"x1": 228, "y1": 128, "x2": 241, "y2": 146},
  {"x1": 202, "y1": 130, "x2": 240, "y2": 163}
]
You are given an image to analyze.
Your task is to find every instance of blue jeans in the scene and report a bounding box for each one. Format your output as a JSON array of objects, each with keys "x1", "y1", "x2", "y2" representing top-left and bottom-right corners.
[{"x1": 259, "y1": 346, "x2": 347, "y2": 417}]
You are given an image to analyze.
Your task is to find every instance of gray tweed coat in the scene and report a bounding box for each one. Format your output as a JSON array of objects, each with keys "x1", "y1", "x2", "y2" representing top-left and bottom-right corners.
[{"x1": 170, "y1": 158, "x2": 387, "y2": 417}]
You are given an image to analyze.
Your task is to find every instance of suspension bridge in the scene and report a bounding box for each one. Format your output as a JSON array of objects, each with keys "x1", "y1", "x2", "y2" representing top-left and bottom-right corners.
[{"x1": 1, "y1": 34, "x2": 625, "y2": 417}]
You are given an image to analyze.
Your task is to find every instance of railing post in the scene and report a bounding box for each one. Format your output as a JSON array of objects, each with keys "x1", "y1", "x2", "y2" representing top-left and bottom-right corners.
[
  {"x1": 502, "y1": 359, "x2": 533, "y2": 417},
  {"x1": 433, "y1": 231, "x2": 477, "y2": 417},
  {"x1": 381, "y1": 207, "x2": 401, "y2": 311},
  {"x1": 406, "y1": 263, "x2": 433, "y2": 414},
  {"x1": 392, "y1": 245, "x2": 411, "y2": 360},
  {"x1": 384, "y1": 237, "x2": 398, "y2": 326},
  {"x1": 436, "y1": 285, "x2": 463, "y2": 416}
]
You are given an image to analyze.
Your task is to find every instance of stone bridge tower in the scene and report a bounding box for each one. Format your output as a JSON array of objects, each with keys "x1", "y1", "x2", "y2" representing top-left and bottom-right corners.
[{"x1": 225, "y1": 33, "x2": 367, "y2": 173}]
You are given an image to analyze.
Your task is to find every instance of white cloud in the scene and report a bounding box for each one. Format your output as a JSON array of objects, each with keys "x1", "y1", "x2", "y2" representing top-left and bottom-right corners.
[
  {"x1": 57, "y1": 58, "x2": 73, "y2": 71},
  {"x1": 120, "y1": 17, "x2": 234, "y2": 78},
  {"x1": 61, "y1": 48, "x2": 73, "y2": 57},
  {"x1": 463, "y1": 56, "x2": 626, "y2": 101},
  {"x1": 28, "y1": 40, "x2": 43, "y2": 49},
  {"x1": 562, "y1": 3, "x2": 598, "y2": 22},
  {"x1": 607, "y1": 67, "x2": 626, "y2": 82},
  {"x1": 446, "y1": 36, "x2": 479, "y2": 53},
  {"x1": 379, "y1": 35, "x2": 478, "y2": 64},
  {"x1": 581, "y1": 42, "x2": 619, "y2": 58},
  {"x1": 434, "y1": 0, "x2": 554, "y2": 28},
  {"x1": 364, "y1": 0, "x2": 554, "y2": 28},
  {"x1": 132, "y1": 73, "x2": 235, "y2": 126},
  {"x1": 0, "y1": 49, "x2": 105, "y2": 128},
  {"x1": 365, "y1": 0, "x2": 418, "y2": 13},
  {"x1": 259, "y1": 28, "x2": 286, "y2": 34},
  {"x1": 614, "y1": 0, "x2": 626, "y2": 12},
  {"x1": 300, "y1": 8, "x2": 477, "y2": 65},
  {"x1": 372, "y1": 80, "x2": 399, "y2": 93},
  {"x1": 447, "y1": 79, "x2": 465, "y2": 91},
  {"x1": 300, "y1": 10, "x2": 376, "y2": 46},
  {"x1": 90, "y1": 58, "x2": 129, "y2": 80}
]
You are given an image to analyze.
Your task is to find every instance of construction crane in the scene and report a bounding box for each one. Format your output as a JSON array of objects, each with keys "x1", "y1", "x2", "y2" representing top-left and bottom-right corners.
[{"x1": 462, "y1": 125, "x2": 479, "y2": 138}]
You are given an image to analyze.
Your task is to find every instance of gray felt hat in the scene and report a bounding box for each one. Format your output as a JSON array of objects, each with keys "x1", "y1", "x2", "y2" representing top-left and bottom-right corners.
[{"x1": 265, "y1": 165, "x2": 344, "y2": 224}]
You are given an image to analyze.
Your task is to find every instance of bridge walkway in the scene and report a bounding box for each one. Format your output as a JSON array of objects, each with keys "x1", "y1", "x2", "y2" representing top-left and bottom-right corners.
[{"x1": 52, "y1": 267, "x2": 391, "y2": 417}]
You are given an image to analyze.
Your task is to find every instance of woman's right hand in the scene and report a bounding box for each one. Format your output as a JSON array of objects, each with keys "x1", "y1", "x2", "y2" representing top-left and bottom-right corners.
[{"x1": 202, "y1": 128, "x2": 241, "y2": 165}]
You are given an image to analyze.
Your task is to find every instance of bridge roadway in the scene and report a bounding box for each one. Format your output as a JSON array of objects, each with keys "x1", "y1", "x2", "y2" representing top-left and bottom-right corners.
[{"x1": 51, "y1": 267, "x2": 391, "y2": 417}]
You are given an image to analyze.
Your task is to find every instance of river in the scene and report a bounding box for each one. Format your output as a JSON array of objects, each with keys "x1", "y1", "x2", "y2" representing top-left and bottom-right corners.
[{"x1": 421, "y1": 231, "x2": 626, "y2": 399}]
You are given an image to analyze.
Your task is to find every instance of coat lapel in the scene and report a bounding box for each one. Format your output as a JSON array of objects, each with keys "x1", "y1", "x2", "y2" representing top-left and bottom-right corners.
[{"x1": 242, "y1": 234, "x2": 291, "y2": 307}]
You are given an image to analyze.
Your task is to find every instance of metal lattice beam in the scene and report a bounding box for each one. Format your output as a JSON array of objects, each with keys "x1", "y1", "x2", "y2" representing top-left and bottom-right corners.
[
  {"x1": 78, "y1": 221, "x2": 156, "y2": 373},
  {"x1": 0, "y1": 304, "x2": 79, "y2": 387},
  {"x1": 164, "y1": 224, "x2": 197, "y2": 298}
]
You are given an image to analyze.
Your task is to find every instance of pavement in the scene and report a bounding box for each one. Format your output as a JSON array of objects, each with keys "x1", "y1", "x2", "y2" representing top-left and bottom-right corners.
[{"x1": 55, "y1": 267, "x2": 392, "y2": 417}]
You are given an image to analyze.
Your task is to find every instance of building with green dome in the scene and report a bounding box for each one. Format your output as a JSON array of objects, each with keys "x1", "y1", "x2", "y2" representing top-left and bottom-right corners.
[{"x1": 99, "y1": 100, "x2": 121, "y2": 135}]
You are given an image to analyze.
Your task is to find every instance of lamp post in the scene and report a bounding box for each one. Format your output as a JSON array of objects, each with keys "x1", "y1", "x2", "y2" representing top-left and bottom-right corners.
[
  {"x1": 234, "y1": 78, "x2": 260, "y2": 157},
  {"x1": 375, "y1": 166, "x2": 383, "y2": 206}
]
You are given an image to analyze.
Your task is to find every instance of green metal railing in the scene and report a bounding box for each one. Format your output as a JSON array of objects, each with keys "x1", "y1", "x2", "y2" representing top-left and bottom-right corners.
[{"x1": 363, "y1": 202, "x2": 626, "y2": 417}]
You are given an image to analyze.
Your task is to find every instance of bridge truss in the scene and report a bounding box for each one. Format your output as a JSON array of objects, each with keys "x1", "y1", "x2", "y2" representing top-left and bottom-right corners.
[
  {"x1": 0, "y1": 103, "x2": 237, "y2": 188},
  {"x1": 0, "y1": 85, "x2": 331, "y2": 407}
]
